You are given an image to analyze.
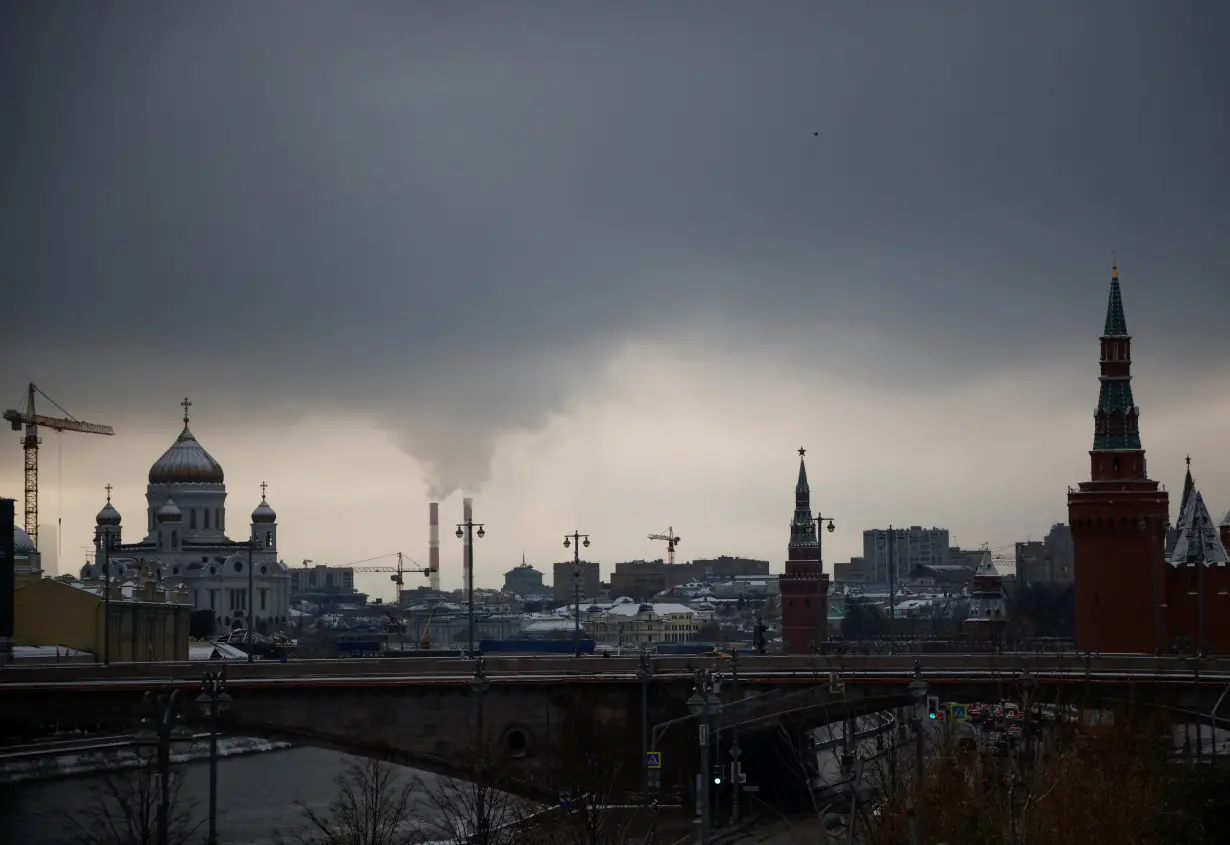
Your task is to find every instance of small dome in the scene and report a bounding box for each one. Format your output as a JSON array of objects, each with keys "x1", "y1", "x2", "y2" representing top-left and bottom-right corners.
[
  {"x1": 96, "y1": 501, "x2": 122, "y2": 526},
  {"x1": 149, "y1": 424, "x2": 224, "y2": 484},
  {"x1": 251, "y1": 497, "x2": 276, "y2": 524},
  {"x1": 13, "y1": 526, "x2": 35, "y2": 555},
  {"x1": 156, "y1": 497, "x2": 183, "y2": 523}
]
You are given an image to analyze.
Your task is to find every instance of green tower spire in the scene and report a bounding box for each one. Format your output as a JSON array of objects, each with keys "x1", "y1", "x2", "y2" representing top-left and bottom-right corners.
[
  {"x1": 1092, "y1": 264, "x2": 1141, "y2": 451},
  {"x1": 790, "y1": 448, "x2": 818, "y2": 548},
  {"x1": 1103, "y1": 264, "x2": 1128, "y2": 337}
]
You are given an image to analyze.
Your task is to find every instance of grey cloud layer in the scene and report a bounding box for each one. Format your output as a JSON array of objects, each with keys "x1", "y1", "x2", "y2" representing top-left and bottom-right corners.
[{"x1": 3, "y1": 1, "x2": 1227, "y2": 494}]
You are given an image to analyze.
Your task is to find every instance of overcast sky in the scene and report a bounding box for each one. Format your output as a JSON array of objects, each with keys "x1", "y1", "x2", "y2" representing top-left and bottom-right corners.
[{"x1": 2, "y1": 1, "x2": 1227, "y2": 596}]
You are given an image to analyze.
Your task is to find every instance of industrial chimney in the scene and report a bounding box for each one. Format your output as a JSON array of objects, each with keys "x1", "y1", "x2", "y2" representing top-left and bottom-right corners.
[
  {"x1": 428, "y1": 502, "x2": 440, "y2": 591},
  {"x1": 462, "y1": 497, "x2": 474, "y2": 591}
]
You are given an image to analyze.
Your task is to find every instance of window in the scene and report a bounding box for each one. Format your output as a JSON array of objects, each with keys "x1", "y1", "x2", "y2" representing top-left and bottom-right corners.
[
  {"x1": 190, "y1": 510, "x2": 197, "y2": 529},
  {"x1": 204, "y1": 510, "x2": 210, "y2": 529},
  {"x1": 171, "y1": 530, "x2": 178, "y2": 548},
  {"x1": 260, "y1": 589, "x2": 267, "y2": 611}
]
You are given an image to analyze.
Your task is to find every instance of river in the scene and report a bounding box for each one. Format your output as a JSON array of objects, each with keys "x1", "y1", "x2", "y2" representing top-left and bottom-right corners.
[{"x1": 0, "y1": 746, "x2": 452, "y2": 844}]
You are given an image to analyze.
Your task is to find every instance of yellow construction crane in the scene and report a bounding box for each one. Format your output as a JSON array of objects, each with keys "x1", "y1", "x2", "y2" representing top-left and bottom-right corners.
[
  {"x1": 648, "y1": 526, "x2": 682, "y2": 564},
  {"x1": 4, "y1": 383, "x2": 115, "y2": 550}
]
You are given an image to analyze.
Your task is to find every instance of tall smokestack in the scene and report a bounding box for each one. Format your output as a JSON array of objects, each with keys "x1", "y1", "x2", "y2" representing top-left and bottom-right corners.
[
  {"x1": 429, "y1": 502, "x2": 440, "y2": 591},
  {"x1": 462, "y1": 497, "x2": 474, "y2": 591}
]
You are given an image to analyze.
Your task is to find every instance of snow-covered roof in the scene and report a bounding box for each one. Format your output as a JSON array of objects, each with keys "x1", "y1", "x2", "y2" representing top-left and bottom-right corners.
[
  {"x1": 522, "y1": 619, "x2": 575, "y2": 633},
  {"x1": 1221, "y1": 509, "x2": 1230, "y2": 528},
  {"x1": 1168, "y1": 490, "x2": 1229, "y2": 567},
  {"x1": 602, "y1": 601, "x2": 697, "y2": 618}
]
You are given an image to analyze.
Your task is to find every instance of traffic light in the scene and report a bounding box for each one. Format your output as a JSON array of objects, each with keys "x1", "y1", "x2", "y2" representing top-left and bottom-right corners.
[
  {"x1": 712, "y1": 765, "x2": 723, "y2": 786},
  {"x1": 927, "y1": 696, "x2": 939, "y2": 720}
]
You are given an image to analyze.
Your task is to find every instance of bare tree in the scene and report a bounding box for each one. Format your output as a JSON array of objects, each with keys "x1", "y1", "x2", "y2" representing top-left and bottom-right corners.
[
  {"x1": 531, "y1": 727, "x2": 642, "y2": 845},
  {"x1": 278, "y1": 757, "x2": 421, "y2": 845},
  {"x1": 415, "y1": 772, "x2": 536, "y2": 845},
  {"x1": 67, "y1": 756, "x2": 201, "y2": 845}
]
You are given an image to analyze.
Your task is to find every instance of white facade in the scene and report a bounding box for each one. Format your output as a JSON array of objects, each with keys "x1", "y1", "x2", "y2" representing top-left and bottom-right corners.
[{"x1": 80, "y1": 403, "x2": 291, "y2": 635}]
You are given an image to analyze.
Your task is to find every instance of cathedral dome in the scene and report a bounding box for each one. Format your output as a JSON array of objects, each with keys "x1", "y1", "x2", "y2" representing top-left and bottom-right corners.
[
  {"x1": 156, "y1": 497, "x2": 183, "y2": 523},
  {"x1": 251, "y1": 497, "x2": 276, "y2": 524},
  {"x1": 12, "y1": 526, "x2": 35, "y2": 556},
  {"x1": 96, "y1": 501, "x2": 121, "y2": 526},
  {"x1": 149, "y1": 402, "x2": 224, "y2": 484}
]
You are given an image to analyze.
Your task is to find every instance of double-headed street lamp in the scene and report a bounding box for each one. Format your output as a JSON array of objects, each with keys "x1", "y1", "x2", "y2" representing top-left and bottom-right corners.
[
  {"x1": 195, "y1": 670, "x2": 232, "y2": 845},
  {"x1": 134, "y1": 689, "x2": 194, "y2": 845},
  {"x1": 563, "y1": 531, "x2": 590, "y2": 658},
  {"x1": 456, "y1": 517, "x2": 486, "y2": 657},
  {"x1": 687, "y1": 669, "x2": 724, "y2": 845}
]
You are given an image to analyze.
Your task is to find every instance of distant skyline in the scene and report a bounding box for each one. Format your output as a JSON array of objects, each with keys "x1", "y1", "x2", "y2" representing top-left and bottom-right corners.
[{"x1": 2, "y1": 2, "x2": 1227, "y2": 598}]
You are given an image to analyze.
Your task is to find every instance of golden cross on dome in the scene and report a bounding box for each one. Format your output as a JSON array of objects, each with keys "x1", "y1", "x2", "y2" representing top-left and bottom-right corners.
[
  {"x1": 1186, "y1": 455, "x2": 1191, "y2": 467},
  {"x1": 105, "y1": 483, "x2": 113, "y2": 502},
  {"x1": 181, "y1": 397, "x2": 192, "y2": 425},
  {"x1": 260, "y1": 481, "x2": 268, "y2": 500},
  {"x1": 798, "y1": 447, "x2": 806, "y2": 457}
]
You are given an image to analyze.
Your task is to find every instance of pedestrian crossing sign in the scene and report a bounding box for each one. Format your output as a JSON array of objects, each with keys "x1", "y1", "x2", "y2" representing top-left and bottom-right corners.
[
  {"x1": 646, "y1": 751, "x2": 662, "y2": 769},
  {"x1": 950, "y1": 704, "x2": 968, "y2": 722}
]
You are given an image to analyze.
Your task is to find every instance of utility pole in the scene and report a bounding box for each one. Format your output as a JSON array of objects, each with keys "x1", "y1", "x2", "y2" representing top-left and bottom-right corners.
[
  {"x1": 729, "y1": 651, "x2": 742, "y2": 824},
  {"x1": 908, "y1": 662, "x2": 927, "y2": 798},
  {"x1": 564, "y1": 531, "x2": 590, "y2": 658}
]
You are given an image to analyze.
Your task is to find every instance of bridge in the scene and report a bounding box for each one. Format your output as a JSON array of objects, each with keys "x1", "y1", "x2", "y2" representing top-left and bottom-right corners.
[{"x1": 3, "y1": 653, "x2": 1227, "y2": 799}]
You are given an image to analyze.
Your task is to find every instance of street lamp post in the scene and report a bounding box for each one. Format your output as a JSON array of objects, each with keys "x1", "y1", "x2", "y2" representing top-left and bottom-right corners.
[
  {"x1": 134, "y1": 689, "x2": 194, "y2": 845},
  {"x1": 456, "y1": 518, "x2": 486, "y2": 658},
  {"x1": 471, "y1": 656, "x2": 491, "y2": 845},
  {"x1": 195, "y1": 670, "x2": 232, "y2": 845},
  {"x1": 102, "y1": 527, "x2": 117, "y2": 666},
  {"x1": 247, "y1": 535, "x2": 256, "y2": 663},
  {"x1": 687, "y1": 669, "x2": 723, "y2": 845},
  {"x1": 563, "y1": 532, "x2": 590, "y2": 658},
  {"x1": 638, "y1": 650, "x2": 652, "y2": 802}
]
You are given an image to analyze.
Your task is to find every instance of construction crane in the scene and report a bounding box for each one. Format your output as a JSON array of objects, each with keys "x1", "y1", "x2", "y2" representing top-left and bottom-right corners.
[
  {"x1": 3, "y1": 383, "x2": 115, "y2": 550},
  {"x1": 648, "y1": 526, "x2": 682, "y2": 565},
  {"x1": 348, "y1": 552, "x2": 432, "y2": 604}
]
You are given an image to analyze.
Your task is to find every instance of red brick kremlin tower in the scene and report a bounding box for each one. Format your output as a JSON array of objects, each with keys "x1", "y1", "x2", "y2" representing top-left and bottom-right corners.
[
  {"x1": 781, "y1": 448, "x2": 831, "y2": 653},
  {"x1": 1069, "y1": 265, "x2": 1170, "y2": 653}
]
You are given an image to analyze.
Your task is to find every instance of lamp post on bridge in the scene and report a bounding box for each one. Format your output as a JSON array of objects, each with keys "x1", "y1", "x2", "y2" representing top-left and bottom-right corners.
[
  {"x1": 471, "y1": 656, "x2": 491, "y2": 844},
  {"x1": 195, "y1": 670, "x2": 232, "y2": 845},
  {"x1": 246, "y1": 533, "x2": 256, "y2": 664},
  {"x1": 456, "y1": 517, "x2": 486, "y2": 658},
  {"x1": 133, "y1": 689, "x2": 194, "y2": 845},
  {"x1": 563, "y1": 531, "x2": 590, "y2": 658}
]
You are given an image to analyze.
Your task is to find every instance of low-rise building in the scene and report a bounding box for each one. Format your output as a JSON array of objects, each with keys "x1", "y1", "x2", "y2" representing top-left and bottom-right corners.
[
  {"x1": 15, "y1": 570, "x2": 193, "y2": 662},
  {"x1": 583, "y1": 598, "x2": 711, "y2": 648}
]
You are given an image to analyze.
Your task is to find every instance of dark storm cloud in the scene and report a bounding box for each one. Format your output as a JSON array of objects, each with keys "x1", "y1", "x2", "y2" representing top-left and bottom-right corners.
[{"x1": 3, "y1": 1, "x2": 1227, "y2": 494}]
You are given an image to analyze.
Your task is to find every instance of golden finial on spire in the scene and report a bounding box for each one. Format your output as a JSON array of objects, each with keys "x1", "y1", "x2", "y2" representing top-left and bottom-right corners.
[{"x1": 1112, "y1": 263, "x2": 1118, "y2": 281}]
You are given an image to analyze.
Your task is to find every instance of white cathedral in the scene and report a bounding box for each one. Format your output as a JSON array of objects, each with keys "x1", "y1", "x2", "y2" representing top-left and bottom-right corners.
[{"x1": 80, "y1": 399, "x2": 292, "y2": 635}]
